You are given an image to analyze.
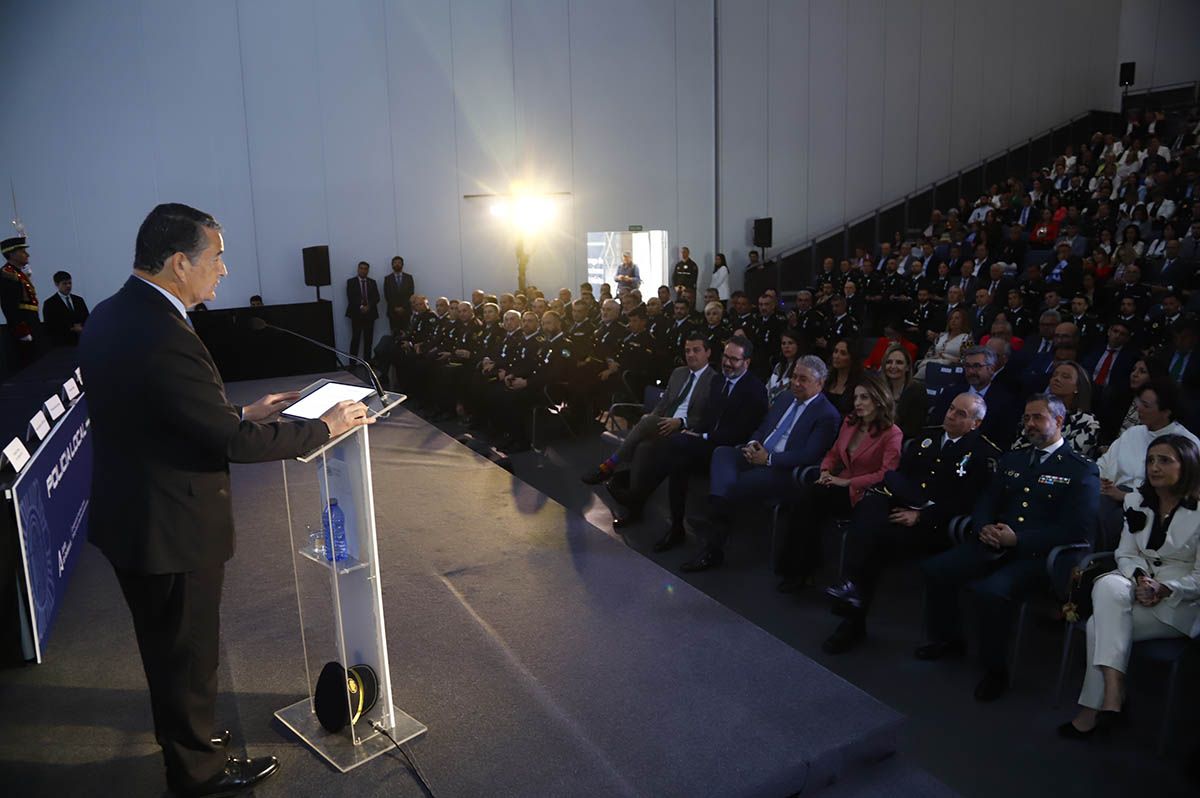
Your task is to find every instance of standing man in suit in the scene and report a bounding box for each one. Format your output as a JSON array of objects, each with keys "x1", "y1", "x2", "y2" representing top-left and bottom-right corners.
[
  {"x1": 382, "y1": 255, "x2": 414, "y2": 335},
  {"x1": 686, "y1": 356, "x2": 842, "y2": 572},
  {"x1": 42, "y1": 269, "x2": 89, "y2": 346},
  {"x1": 346, "y1": 260, "x2": 380, "y2": 360},
  {"x1": 919, "y1": 393, "x2": 1099, "y2": 702},
  {"x1": 79, "y1": 204, "x2": 372, "y2": 797}
]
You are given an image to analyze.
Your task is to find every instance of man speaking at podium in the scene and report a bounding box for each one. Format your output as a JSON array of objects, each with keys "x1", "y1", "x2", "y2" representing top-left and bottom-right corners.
[{"x1": 79, "y1": 203, "x2": 372, "y2": 797}]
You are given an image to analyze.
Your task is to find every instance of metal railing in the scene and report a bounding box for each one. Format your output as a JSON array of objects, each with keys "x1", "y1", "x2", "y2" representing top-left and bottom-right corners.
[{"x1": 763, "y1": 109, "x2": 1125, "y2": 293}]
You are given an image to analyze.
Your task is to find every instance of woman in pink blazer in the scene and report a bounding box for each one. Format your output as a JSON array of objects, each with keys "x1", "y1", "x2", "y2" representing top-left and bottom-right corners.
[{"x1": 778, "y1": 372, "x2": 903, "y2": 589}]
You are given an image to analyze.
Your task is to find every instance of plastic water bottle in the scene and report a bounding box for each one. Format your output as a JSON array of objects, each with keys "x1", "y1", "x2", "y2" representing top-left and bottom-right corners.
[{"x1": 322, "y1": 499, "x2": 348, "y2": 562}]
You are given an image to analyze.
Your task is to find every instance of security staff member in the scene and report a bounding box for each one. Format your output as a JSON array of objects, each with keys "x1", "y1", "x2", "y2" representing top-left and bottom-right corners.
[
  {"x1": 823, "y1": 393, "x2": 1000, "y2": 654},
  {"x1": 79, "y1": 203, "x2": 372, "y2": 796},
  {"x1": 671, "y1": 246, "x2": 699, "y2": 292},
  {"x1": 919, "y1": 393, "x2": 1099, "y2": 702},
  {"x1": 0, "y1": 235, "x2": 41, "y2": 368}
]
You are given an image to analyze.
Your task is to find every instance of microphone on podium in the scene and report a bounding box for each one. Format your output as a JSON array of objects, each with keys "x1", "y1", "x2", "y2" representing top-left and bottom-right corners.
[{"x1": 247, "y1": 317, "x2": 388, "y2": 405}]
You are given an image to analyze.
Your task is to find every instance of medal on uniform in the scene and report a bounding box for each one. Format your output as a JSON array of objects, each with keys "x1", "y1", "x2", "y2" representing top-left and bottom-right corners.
[
  {"x1": 955, "y1": 453, "x2": 970, "y2": 477},
  {"x1": 920, "y1": 437, "x2": 932, "y2": 449}
]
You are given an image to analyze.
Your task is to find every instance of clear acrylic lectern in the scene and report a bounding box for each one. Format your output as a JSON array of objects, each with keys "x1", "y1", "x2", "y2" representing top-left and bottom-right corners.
[{"x1": 274, "y1": 379, "x2": 426, "y2": 772}]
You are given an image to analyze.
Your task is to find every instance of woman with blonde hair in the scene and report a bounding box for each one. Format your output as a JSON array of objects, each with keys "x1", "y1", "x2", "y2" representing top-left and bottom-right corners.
[
  {"x1": 880, "y1": 343, "x2": 928, "y2": 439},
  {"x1": 914, "y1": 307, "x2": 972, "y2": 382}
]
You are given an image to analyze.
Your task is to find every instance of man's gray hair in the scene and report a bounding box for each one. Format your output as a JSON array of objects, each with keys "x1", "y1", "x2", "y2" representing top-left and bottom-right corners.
[
  {"x1": 1029, "y1": 391, "x2": 1067, "y2": 421},
  {"x1": 1039, "y1": 309, "x2": 1062, "y2": 324},
  {"x1": 502, "y1": 309, "x2": 521, "y2": 322},
  {"x1": 796, "y1": 355, "x2": 828, "y2": 383},
  {"x1": 962, "y1": 345, "x2": 997, "y2": 367},
  {"x1": 960, "y1": 391, "x2": 987, "y2": 420}
]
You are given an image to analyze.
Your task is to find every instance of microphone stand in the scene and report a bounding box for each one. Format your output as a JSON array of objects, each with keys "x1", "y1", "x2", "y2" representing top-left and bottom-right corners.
[{"x1": 251, "y1": 318, "x2": 388, "y2": 406}]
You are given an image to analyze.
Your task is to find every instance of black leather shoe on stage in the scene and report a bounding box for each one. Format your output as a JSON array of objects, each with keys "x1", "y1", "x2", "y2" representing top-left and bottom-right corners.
[
  {"x1": 173, "y1": 755, "x2": 279, "y2": 797},
  {"x1": 973, "y1": 669, "x2": 1009, "y2": 702},
  {"x1": 822, "y1": 618, "x2": 866, "y2": 655},
  {"x1": 680, "y1": 549, "x2": 724, "y2": 572},
  {"x1": 824, "y1": 581, "x2": 864, "y2": 616},
  {"x1": 210, "y1": 730, "x2": 231, "y2": 748},
  {"x1": 652, "y1": 525, "x2": 685, "y2": 552},
  {"x1": 581, "y1": 467, "x2": 610, "y2": 485},
  {"x1": 913, "y1": 640, "x2": 966, "y2": 660}
]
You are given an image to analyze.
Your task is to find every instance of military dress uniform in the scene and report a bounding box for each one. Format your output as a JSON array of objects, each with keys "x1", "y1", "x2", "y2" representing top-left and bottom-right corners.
[
  {"x1": 702, "y1": 322, "x2": 732, "y2": 368},
  {"x1": 0, "y1": 236, "x2": 41, "y2": 369},
  {"x1": 750, "y1": 311, "x2": 787, "y2": 380},
  {"x1": 826, "y1": 312, "x2": 860, "y2": 345},
  {"x1": 839, "y1": 427, "x2": 1000, "y2": 615},
  {"x1": 922, "y1": 441, "x2": 1099, "y2": 676},
  {"x1": 566, "y1": 317, "x2": 596, "y2": 363},
  {"x1": 600, "y1": 329, "x2": 657, "y2": 403},
  {"x1": 661, "y1": 318, "x2": 695, "y2": 374},
  {"x1": 430, "y1": 316, "x2": 482, "y2": 413},
  {"x1": 792, "y1": 308, "x2": 826, "y2": 349}
]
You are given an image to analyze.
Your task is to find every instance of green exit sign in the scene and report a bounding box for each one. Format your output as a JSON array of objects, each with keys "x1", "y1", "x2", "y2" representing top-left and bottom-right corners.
[{"x1": 628, "y1": 224, "x2": 643, "y2": 232}]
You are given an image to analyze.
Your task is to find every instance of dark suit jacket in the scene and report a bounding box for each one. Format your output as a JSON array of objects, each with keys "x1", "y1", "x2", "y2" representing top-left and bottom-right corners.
[
  {"x1": 346, "y1": 275, "x2": 380, "y2": 320},
  {"x1": 1081, "y1": 344, "x2": 1137, "y2": 393},
  {"x1": 693, "y1": 372, "x2": 768, "y2": 447},
  {"x1": 42, "y1": 292, "x2": 89, "y2": 346},
  {"x1": 382, "y1": 271, "x2": 414, "y2": 318},
  {"x1": 750, "y1": 391, "x2": 840, "y2": 471},
  {"x1": 80, "y1": 276, "x2": 330, "y2": 573}
]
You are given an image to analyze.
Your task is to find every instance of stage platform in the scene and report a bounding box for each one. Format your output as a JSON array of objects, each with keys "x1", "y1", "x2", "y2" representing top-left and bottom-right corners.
[{"x1": 0, "y1": 373, "x2": 952, "y2": 797}]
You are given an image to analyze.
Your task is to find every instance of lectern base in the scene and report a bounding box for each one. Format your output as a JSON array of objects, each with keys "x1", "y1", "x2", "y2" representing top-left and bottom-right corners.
[{"x1": 275, "y1": 699, "x2": 427, "y2": 773}]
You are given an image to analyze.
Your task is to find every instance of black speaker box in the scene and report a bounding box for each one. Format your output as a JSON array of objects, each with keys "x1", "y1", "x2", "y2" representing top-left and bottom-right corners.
[
  {"x1": 753, "y1": 217, "x2": 773, "y2": 249},
  {"x1": 302, "y1": 245, "x2": 331, "y2": 287},
  {"x1": 1119, "y1": 61, "x2": 1136, "y2": 88}
]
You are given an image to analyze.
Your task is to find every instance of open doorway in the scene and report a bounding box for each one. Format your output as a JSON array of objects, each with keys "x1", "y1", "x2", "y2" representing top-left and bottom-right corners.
[{"x1": 585, "y1": 230, "x2": 669, "y2": 293}]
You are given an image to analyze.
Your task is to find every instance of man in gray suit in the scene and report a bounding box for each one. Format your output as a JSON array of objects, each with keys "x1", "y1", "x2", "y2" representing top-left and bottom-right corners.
[{"x1": 582, "y1": 332, "x2": 717, "y2": 520}]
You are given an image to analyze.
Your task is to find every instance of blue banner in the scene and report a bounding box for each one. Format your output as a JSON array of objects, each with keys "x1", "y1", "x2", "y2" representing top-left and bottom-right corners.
[{"x1": 14, "y1": 395, "x2": 92, "y2": 662}]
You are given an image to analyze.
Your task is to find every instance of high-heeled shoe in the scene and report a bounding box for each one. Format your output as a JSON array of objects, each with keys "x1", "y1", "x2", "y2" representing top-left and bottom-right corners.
[{"x1": 1057, "y1": 709, "x2": 1126, "y2": 740}]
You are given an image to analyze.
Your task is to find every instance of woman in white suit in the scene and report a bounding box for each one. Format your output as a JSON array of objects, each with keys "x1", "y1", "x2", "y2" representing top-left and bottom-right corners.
[
  {"x1": 710, "y1": 253, "x2": 730, "y2": 302},
  {"x1": 1060, "y1": 434, "x2": 1200, "y2": 738}
]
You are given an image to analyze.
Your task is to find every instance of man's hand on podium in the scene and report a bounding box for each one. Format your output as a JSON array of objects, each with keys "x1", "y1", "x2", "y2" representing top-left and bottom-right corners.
[
  {"x1": 243, "y1": 391, "x2": 302, "y2": 422},
  {"x1": 321, "y1": 400, "x2": 375, "y2": 439}
]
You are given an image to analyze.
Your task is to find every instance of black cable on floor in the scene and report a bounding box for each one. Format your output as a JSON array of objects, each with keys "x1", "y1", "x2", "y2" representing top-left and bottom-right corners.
[{"x1": 372, "y1": 721, "x2": 436, "y2": 797}]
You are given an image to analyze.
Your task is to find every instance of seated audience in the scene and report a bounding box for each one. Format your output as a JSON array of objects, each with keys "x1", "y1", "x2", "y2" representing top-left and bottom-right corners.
[
  {"x1": 933, "y1": 346, "x2": 1021, "y2": 449},
  {"x1": 914, "y1": 307, "x2": 972, "y2": 382},
  {"x1": 1011, "y1": 361, "x2": 1101, "y2": 460},
  {"x1": 1060, "y1": 435, "x2": 1200, "y2": 738},
  {"x1": 823, "y1": 392, "x2": 1000, "y2": 653},
  {"x1": 824, "y1": 338, "x2": 861, "y2": 415},
  {"x1": 879, "y1": 342, "x2": 928, "y2": 439},
  {"x1": 766, "y1": 329, "x2": 802, "y2": 404},
  {"x1": 920, "y1": 393, "x2": 1099, "y2": 702},
  {"x1": 681, "y1": 356, "x2": 841, "y2": 573},
  {"x1": 863, "y1": 323, "x2": 917, "y2": 370},
  {"x1": 777, "y1": 372, "x2": 903, "y2": 589}
]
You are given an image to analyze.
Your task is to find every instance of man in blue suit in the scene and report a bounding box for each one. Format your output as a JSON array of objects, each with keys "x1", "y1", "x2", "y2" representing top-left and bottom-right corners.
[
  {"x1": 650, "y1": 335, "x2": 768, "y2": 553},
  {"x1": 680, "y1": 355, "x2": 842, "y2": 572}
]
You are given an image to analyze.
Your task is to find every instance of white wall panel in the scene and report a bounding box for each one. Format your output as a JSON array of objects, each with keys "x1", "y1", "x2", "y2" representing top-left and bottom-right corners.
[
  {"x1": 384, "y1": 0, "x2": 462, "y2": 303},
  {"x1": 914, "y1": 0, "x2": 953, "y2": 186},
  {"x1": 674, "y1": 0, "x2": 717, "y2": 287},
  {"x1": 716, "y1": 0, "x2": 769, "y2": 262},
  {"x1": 238, "y1": 0, "x2": 329, "y2": 308},
  {"x1": 979, "y1": 0, "x2": 1014, "y2": 159},
  {"x1": 806, "y1": 0, "x2": 847, "y2": 234},
  {"x1": 843, "y1": 0, "x2": 883, "y2": 223},
  {"x1": 948, "y1": 0, "x2": 983, "y2": 170},
  {"x1": 880, "y1": 0, "x2": 921, "y2": 202},
  {"x1": 765, "y1": 0, "x2": 810, "y2": 257},
  {"x1": 1007, "y1": 0, "x2": 1040, "y2": 148},
  {"x1": 1151, "y1": 1, "x2": 1200, "y2": 88}
]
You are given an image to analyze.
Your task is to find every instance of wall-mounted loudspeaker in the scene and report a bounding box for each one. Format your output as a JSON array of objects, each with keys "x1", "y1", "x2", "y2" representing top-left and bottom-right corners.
[
  {"x1": 302, "y1": 245, "x2": 331, "y2": 287},
  {"x1": 1119, "y1": 61, "x2": 1136, "y2": 88},
  {"x1": 753, "y1": 217, "x2": 773, "y2": 249}
]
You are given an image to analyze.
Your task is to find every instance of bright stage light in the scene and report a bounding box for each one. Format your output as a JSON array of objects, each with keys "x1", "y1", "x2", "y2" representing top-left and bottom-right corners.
[{"x1": 491, "y1": 193, "x2": 556, "y2": 235}]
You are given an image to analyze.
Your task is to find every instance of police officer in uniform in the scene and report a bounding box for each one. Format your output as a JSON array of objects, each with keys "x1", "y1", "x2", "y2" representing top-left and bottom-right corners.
[
  {"x1": 491, "y1": 310, "x2": 572, "y2": 451},
  {"x1": 790, "y1": 290, "x2": 826, "y2": 350},
  {"x1": 823, "y1": 393, "x2": 1000, "y2": 654},
  {"x1": 749, "y1": 292, "x2": 787, "y2": 381},
  {"x1": 0, "y1": 236, "x2": 41, "y2": 369},
  {"x1": 599, "y1": 305, "x2": 657, "y2": 403},
  {"x1": 566, "y1": 299, "x2": 596, "y2": 362},
  {"x1": 919, "y1": 392, "x2": 1099, "y2": 702},
  {"x1": 479, "y1": 310, "x2": 543, "y2": 436},
  {"x1": 429, "y1": 300, "x2": 483, "y2": 418},
  {"x1": 671, "y1": 246, "x2": 699, "y2": 293}
]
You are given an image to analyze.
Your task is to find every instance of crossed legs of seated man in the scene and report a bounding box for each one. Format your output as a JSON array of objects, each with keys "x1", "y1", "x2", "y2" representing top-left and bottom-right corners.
[
  {"x1": 581, "y1": 413, "x2": 678, "y2": 488},
  {"x1": 919, "y1": 539, "x2": 1048, "y2": 701},
  {"x1": 1060, "y1": 572, "x2": 1184, "y2": 738},
  {"x1": 678, "y1": 444, "x2": 803, "y2": 572},
  {"x1": 821, "y1": 492, "x2": 948, "y2": 653}
]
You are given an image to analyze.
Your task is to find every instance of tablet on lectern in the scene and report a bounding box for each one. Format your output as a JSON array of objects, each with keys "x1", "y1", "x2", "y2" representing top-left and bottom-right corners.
[{"x1": 280, "y1": 383, "x2": 375, "y2": 420}]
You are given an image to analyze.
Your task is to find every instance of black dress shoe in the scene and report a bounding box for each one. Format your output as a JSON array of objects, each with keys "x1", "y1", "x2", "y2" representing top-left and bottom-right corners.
[
  {"x1": 680, "y1": 549, "x2": 724, "y2": 572},
  {"x1": 913, "y1": 640, "x2": 967, "y2": 660},
  {"x1": 652, "y1": 525, "x2": 685, "y2": 552},
  {"x1": 973, "y1": 668, "x2": 1009, "y2": 702},
  {"x1": 581, "y1": 467, "x2": 611, "y2": 485},
  {"x1": 210, "y1": 730, "x2": 231, "y2": 748},
  {"x1": 1057, "y1": 718, "x2": 1110, "y2": 740},
  {"x1": 824, "y1": 581, "x2": 864, "y2": 616},
  {"x1": 822, "y1": 618, "x2": 866, "y2": 655},
  {"x1": 172, "y1": 756, "x2": 279, "y2": 798}
]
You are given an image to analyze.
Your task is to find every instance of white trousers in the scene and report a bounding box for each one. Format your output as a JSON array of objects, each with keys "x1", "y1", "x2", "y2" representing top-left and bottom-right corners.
[{"x1": 1078, "y1": 573, "x2": 1182, "y2": 709}]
